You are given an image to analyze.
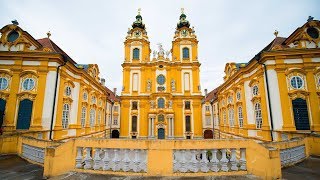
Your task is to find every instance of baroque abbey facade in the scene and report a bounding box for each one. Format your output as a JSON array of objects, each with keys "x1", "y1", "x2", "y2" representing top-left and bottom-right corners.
[{"x1": 120, "y1": 11, "x2": 203, "y2": 139}]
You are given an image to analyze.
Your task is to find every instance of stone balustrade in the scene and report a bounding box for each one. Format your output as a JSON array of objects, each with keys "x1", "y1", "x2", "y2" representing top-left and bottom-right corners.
[
  {"x1": 173, "y1": 148, "x2": 246, "y2": 173},
  {"x1": 22, "y1": 143, "x2": 45, "y2": 164},
  {"x1": 75, "y1": 147, "x2": 147, "y2": 172},
  {"x1": 280, "y1": 145, "x2": 305, "y2": 167}
]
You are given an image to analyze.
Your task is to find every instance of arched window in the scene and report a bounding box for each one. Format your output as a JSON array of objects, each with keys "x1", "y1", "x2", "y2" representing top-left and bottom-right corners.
[
  {"x1": 238, "y1": 106, "x2": 243, "y2": 128},
  {"x1": 158, "y1": 98, "x2": 165, "y2": 108},
  {"x1": 81, "y1": 107, "x2": 86, "y2": 128},
  {"x1": 254, "y1": 103, "x2": 262, "y2": 129},
  {"x1": 290, "y1": 76, "x2": 304, "y2": 89},
  {"x1": 90, "y1": 109, "x2": 95, "y2": 127},
  {"x1": 97, "y1": 110, "x2": 101, "y2": 125},
  {"x1": 62, "y1": 104, "x2": 70, "y2": 129},
  {"x1": 228, "y1": 108, "x2": 234, "y2": 127},
  {"x1": 65, "y1": 86, "x2": 72, "y2": 96},
  {"x1": 133, "y1": 48, "x2": 140, "y2": 59},
  {"x1": 0, "y1": 77, "x2": 8, "y2": 90},
  {"x1": 182, "y1": 47, "x2": 189, "y2": 59},
  {"x1": 252, "y1": 85, "x2": 259, "y2": 96}
]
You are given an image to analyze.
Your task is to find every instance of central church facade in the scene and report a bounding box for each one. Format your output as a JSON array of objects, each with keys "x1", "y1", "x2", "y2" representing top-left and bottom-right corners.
[{"x1": 120, "y1": 11, "x2": 203, "y2": 139}]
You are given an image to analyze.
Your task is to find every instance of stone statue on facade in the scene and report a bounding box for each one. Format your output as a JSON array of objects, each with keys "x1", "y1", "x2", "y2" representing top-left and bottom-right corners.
[
  {"x1": 168, "y1": 100, "x2": 173, "y2": 108},
  {"x1": 171, "y1": 79, "x2": 176, "y2": 91},
  {"x1": 150, "y1": 100, "x2": 155, "y2": 109},
  {"x1": 157, "y1": 43, "x2": 165, "y2": 57},
  {"x1": 147, "y1": 79, "x2": 152, "y2": 92}
]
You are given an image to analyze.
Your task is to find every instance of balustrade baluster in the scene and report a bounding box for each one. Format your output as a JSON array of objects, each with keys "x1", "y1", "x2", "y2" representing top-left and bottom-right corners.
[
  {"x1": 239, "y1": 148, "x2": 247, "y2": 170},
  {"x1": 122, "y1": 149, "x2": 131, "y2": 172},
  {"x1": 220, "y1": 149, "x2": 229, "y2": 172},
  {"x1": 133, "y1": 149, "x2": 141, "y2": 172},
  {"x1": 140, "y1": 150, "x2": 147, "y2": 172},
  {"x1": 112, "y1": 149, "x2": 121, "y2": 171},
  {"x1": 189, "y1": 150, "x2": 199, "y2": 172},
  {"x1": 75, "y1": 147, "x2": 83, "y2": 168},
  {"x1": 102, "y1": 149, "x2": 111, "y2": 170},
  {"x1": 179, "y1": 150, "x2": 188, "y2": 173},
  {"x1": 230, "y1": 148, "x2": 239, "y2": 171},
  {"x1": 210, "y1": 149, "x2": 220, "y2": 172},
  {"x1": 173, "y1": 150, "x2": 179, "y2": 172},
  {"x1": 84, "y1": 147, "x2": 93, "y2": 169},
  {"x1": 200, "y1": 150, "x2": 209, "y2": 172},
  {"x1": 93, "y1": 148, "x2": 101, "y2": 170}
]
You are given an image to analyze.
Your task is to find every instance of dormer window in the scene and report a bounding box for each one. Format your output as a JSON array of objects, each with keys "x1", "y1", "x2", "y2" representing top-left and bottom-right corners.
[
  {"x1": 182, "y1": 47, "x2": 189, "y2": 59},
  {"x1": 133, "y1": 48, "x2": 140, "y2": 59}
]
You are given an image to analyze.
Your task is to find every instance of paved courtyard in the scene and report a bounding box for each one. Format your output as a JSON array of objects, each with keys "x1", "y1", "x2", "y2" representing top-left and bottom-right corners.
[{"x1": 0, "y1": 155, "x2": 319, "y2": 179}]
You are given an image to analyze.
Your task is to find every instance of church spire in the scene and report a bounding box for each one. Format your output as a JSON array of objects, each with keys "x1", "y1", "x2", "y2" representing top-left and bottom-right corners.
[
  {"x1": 132, "y1": 8, "x2": 145, "y2": 30},
  {"x1": 177, "y1": 8, "x2": 190, "y2": 29}
]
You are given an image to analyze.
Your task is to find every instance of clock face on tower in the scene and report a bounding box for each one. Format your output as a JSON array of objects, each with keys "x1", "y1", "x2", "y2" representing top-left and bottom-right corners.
[
  {"x1": 134, "y1": 30, "x2": 141, "y2": 37},
  {"x1": 181, "y1": 29, "x2": 188, "y2": 37}
]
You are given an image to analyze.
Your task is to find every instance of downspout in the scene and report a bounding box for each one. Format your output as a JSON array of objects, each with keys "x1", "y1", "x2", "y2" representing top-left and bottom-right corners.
[
  {"x1": 49, "y1": 57, "x2": 67, "y2": 140},
  {"x1": 257, "y1": 56, "x2": 274, "y2": 141},
  {"x1": 210, "y1": 100, "x2": 215, "y2": 139},
  {"x1": 109, "y1": 100, "x2": 114, "y2": 138}
]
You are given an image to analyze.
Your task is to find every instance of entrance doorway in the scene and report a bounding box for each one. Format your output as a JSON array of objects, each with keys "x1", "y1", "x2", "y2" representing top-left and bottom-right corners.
[
  {"x1": 16, "y1": 99, "x2": 33, "y2": 130},
  {"x1": 111, "y1": 130, "x2": 120, "y2": 138},
  {"x1": 158, "y1": 128, "x2": 165, "y2": 139},
  {"x1": 0, "y1": 99, "x2": 6, "y2": 128},
  {"x1": 204, "y1": 130, "x2": 213, "y2": 139},
  {"x1": 292, "y1": 98, "x2": 310, "y2": 130}
]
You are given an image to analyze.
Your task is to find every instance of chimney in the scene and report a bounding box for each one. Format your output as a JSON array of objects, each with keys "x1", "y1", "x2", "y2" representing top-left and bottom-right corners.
[
  {"x1": 100, "y1": 78, "x2": 105, "y2": 86},
  {"x1": 204, "y1": 89, "x2": 208, "y2": 97},
  {"x1": 113, "y1": 88, "x2": 117, "y2": 95}
]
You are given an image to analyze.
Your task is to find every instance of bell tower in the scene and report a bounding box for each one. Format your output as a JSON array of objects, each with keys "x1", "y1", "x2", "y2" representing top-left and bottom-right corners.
[
  {"x1": 124, "y1": 9, "x2": 151, "y2": 63},
  {"x1": 172, "y1": 8, "x2": 199, "y2": 63}
]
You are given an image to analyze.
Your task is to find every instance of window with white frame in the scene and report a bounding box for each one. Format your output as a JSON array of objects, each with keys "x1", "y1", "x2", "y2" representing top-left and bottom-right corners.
[
  {"x1": 158, "y1": 98, "x2": 165, "y2": 108},
  {"x1": 0, "y1": 77, "x2": 9, "y2": 90},
  {"x1": 62, "y1": 104, "x2": 70, "y2": 129},
  {"x1": 223, "y1": 110, "x2": 226, "y2": 125},
  {"x1": 83, "y1": 92, "x2": 88, "y2": 101},
  {"x1": 254, "y1": 103, "x2": 262, "y2": 129},
  {"x1": 81, "y1": 107, "x2": 86, "y2": 128},
  {"x1": 205, "y1": 105, "x2": 210, "y2": 112},
  {"x1": 252, "y1": 85, "x2": 259, "y2": 96},
  {"x1": 90, "y1": 109, "x2": 95, "y2": 127},
  {"x1": 22, "y1": 78, "x2": 35, "y2": 91},
  {"x1": 238, "y1": 106, "x2": 243, "y2": 128},
  {"x1": 65, "y1": 86, "x2": 71, "y2": 96},
  {"x1": 290, "y1": 76, "x2": 304, "y2": 89},
  {"x1": 228, "y1": 95, "x2": 233, "y2": 104},
  {"x1": 236, "y1": 91, "x2": 241, "y2": 101},
  {"x1": 97, "y1": 110, "x2": 101, "y2": 125},
  {"x1": 133, "y1": 48, "x2": 140, "y2": 60},
  {"x1": 228, "y1": 108, "x2": 234, "y2": 127},
  {"x1": 205, "y1": 116, "x2": 211, "y2": 126},
  {"x1": 91, "y1": 96, "x2": 96, "y2": 104},
  {"x1": 113, "y1": 116, "x2": 118, "y2": 125}
]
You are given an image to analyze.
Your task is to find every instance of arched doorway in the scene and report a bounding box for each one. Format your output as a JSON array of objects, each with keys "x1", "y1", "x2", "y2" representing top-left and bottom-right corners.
[
  {"x1": 16, "y1": 99, "x2": 33, "y2": 130},
  {"x1": 292, "y1": 98, "x2": 310, "y2": 130},
  {"x1": 111, "y1": 130, "x2": 119, "y2": 138},
  {"x1": 0, "y1": 99, "x2": 6, "y2": 128},
  {"x1": 158, "y1": 128, "x2": 165, "y2": 139},
  {"x1": 204, "y1": 130, "x2": 213, "y2": 139}
]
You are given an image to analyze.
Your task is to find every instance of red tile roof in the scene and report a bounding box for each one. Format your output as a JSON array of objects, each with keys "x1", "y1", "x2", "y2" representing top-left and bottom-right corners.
[
  {"x1": 37, "y1": 38, "x2": 77, "y2": 64},
  {"x1": 203, "y1": 87, "x2": 219, "y2": 102},
  {"x1": 105, "y1": 87, "x2": 120, "y2": 102}
]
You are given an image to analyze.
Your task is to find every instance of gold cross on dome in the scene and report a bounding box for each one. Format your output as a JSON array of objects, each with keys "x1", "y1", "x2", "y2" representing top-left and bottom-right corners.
[
  {"x1": 138, "y1": 8, "x2": 141, "y2": 15},
  {"x1": 181, "y1": 8, "x2": 184, "y2": 14}
]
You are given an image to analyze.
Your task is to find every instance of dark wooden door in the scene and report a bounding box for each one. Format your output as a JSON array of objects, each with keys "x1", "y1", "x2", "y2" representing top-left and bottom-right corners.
[
  {"x1": 16, "y1": 99, "x2": 33, "y2": 130},
  {"x1": 158, "y1": 128, "x2": 165, "y2": 139},
  {"x1": 292, "y1": 98, "x2": 310, "y2": 130},
  {"x1": 0, "y1": 99, "x2": 6, "y2": 127},
  {"x1": 204, "y1": 130, "x2": 213, "y2": 139}
]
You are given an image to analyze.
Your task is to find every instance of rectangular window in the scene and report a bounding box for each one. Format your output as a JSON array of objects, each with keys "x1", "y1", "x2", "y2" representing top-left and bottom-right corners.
[
  {"x1": 114, "y1": 106, "x2": 118, "y2": 112},
  {"x1": 185, "y1": 101, "x2": 191, "y2": 110},
  {"x1": 205, "y1": 116, "x2": 211, "y2": 126},
  {"x1": 184, "y1": 73, "x2": 190, "y2": 91},
  {"x1": 132, "y1": 73, "x2": 138, "y2": 91},
  {"x1": 132, "y1": 116, "x2": 137, "y2": 132},
  {"x1": 132, "y1": 101, "x2": 138, "y2": 110},
  {"x1": 113, "y1": 116, "x2": 118, "y2": 125},
  {"x1": 205, "y1": 105, "x2": 210, "y2": 112},
  {"x1": 185, "y1": 116, "x2": 191, "y2": 132}
]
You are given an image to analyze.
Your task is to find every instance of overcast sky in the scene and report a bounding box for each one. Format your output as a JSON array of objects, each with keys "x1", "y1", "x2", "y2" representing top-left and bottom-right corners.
[{"x1": 1, "y1": 0, "x2": 319, "y2": 94}]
